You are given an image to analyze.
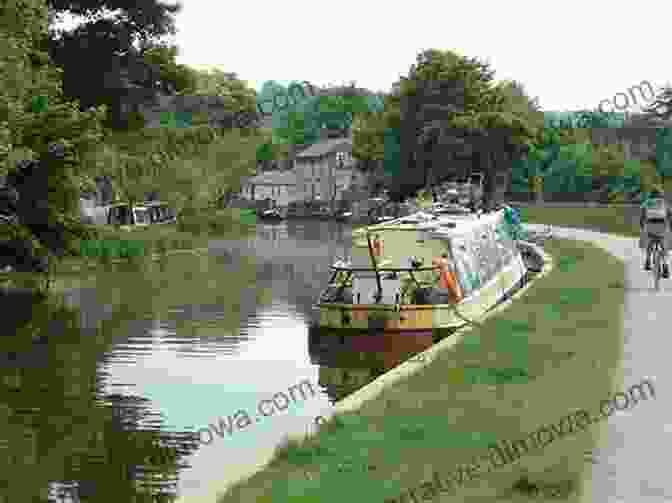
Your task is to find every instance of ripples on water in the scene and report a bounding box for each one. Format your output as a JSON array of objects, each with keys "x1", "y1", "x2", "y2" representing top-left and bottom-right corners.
[{"x1": 0, "y1": 221, "x2": 439, "y2": 502}]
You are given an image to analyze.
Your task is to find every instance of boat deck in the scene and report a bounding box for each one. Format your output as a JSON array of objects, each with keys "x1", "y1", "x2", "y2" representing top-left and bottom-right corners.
[{"x1": 351, "y1": 273, "x2": 402, "y2": 305}]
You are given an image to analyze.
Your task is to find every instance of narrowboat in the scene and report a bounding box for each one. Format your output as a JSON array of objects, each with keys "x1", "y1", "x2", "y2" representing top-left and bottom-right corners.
[
  {"x1": 314, "y1": 206, "x2": 528, "y2": 332},
  {"x1": 143, "y1": 201, "x2": 178, "y2": 225},
  {"x1": 259, "y1": 208, "x2": 285, "y2": 221},
  {"x1": 107, "y1": 202, "x2": 151, "y2": 228},
  {"x1": 82, "y1": 201, "x2": 178, "y2": 229},
  {"x1": 335, "y1": 211, "x2": 353, "y2": 222}
]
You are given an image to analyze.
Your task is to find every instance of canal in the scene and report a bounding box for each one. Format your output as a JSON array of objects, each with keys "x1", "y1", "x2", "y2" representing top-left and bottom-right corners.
[{"x1": 0, "y1": 219, "x2": 436, "y2": 503}]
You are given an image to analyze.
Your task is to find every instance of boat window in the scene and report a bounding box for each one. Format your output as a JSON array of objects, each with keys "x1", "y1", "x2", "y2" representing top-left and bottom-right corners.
[
  {"x1": 479, "y1": 225, "x2": 501, "y2": 283},
  {"x1": 449, "y1": 238, "x2": 480, "y2": 297},
  {"x1": 134, "y1": 208, "x2": 150, "y2": 224},
  {"x1": 109, "y1": 205, "x2": 132, "y2": 225},
  {"x1": 494, "y1": 221, "x2": 515, "y2": 266}
]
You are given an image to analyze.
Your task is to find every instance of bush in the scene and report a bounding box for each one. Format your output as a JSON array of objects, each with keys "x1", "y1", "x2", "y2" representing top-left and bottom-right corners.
[{"x1": 126, "y1": 110, "x2": 146, "y2": 131}]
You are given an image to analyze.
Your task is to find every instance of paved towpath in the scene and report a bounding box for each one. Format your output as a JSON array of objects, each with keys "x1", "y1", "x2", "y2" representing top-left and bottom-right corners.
[{"x1": 525, "y1": 224, "x2": 671, "y2": 503}]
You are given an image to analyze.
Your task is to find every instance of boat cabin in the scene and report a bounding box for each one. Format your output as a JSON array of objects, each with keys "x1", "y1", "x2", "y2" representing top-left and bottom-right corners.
[
  {"x1": 107, "y1": 203, "x2": 150, "y2": 227},
  {"x1": 143, "y1": 201, "x2": 177, "y2": 224},
  {"x1": 315, "y1": 207, "x2": 527, "y2": 332}
]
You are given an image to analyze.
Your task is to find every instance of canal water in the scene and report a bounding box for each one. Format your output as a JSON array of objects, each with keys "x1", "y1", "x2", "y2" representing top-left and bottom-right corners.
[{"x1": 0, "y1": 220, "x2": 436, "y2": 503}]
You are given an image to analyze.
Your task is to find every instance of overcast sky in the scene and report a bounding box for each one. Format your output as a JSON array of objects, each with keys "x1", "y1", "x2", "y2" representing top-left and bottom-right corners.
[{"x1": 55, "y1": 0, "x2": 670, "y2": 113}]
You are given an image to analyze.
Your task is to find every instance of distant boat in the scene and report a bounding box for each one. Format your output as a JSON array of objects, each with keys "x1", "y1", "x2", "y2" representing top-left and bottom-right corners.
[
  {"x1": 335, "y1": 211, "x2": 353, "y2": 222},
  {"x1": 143, "y1": 201, "x2": 178, "y2": 225},
  {"x1": 259, "y1": 208, "x2": 285, "y2": 221},
  {"x1": 82, "y1": 200, "x2": 178, "y2": 229}
]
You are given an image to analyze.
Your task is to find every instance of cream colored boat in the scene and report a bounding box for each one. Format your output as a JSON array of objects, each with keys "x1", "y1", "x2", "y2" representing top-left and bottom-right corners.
[{"x1": 314, "y1": 206, "x2": 528, "y2": 332}]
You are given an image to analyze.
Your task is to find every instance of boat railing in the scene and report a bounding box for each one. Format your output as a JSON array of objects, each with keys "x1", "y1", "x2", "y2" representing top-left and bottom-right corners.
[{"x1": 329, "y1": 265, "x2": 437, "y2": 273}]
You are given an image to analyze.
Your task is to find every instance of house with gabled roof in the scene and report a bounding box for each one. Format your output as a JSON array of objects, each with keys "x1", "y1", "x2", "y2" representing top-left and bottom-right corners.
[{"x1": 293, "y1": 135, "x2": 365, "y2": 207}]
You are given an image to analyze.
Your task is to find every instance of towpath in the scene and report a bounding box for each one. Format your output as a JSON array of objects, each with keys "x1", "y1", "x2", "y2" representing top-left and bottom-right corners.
[{"x1": 525, "y1": 224, "x2": 671, "y2": 503}]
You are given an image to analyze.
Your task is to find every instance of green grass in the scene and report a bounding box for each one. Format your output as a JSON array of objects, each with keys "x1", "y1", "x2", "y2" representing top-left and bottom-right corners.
[
  {"x1": 216, "y1": 237, "x2": 625, "y2": 503},
  {"x1": 518, "y1": 205, "x2": 639, "y2": 238}
]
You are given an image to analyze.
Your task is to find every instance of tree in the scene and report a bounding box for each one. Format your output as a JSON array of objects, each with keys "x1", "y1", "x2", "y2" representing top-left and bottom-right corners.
[
  {"x1": 654, "y1": 127, "x2": 672, "y2": 203},
  {"x1": 45, "y1": 0, "x2": 182, "y2": 128},
  {"x1": 1, "y1": 0, "x2": 106, "y2": 277},
  {"x1": 46, "y1": 0, "x2": 181, "y2": 45},
  {"x1": 138, "y1": 42, "x2": 199, "y2": 94},
  {"x1": 383, "y1": 49, "x2": 539, "y2": 208},
  {"x1": 188, "y1": 68, "x2": 259, "y2": 130}
]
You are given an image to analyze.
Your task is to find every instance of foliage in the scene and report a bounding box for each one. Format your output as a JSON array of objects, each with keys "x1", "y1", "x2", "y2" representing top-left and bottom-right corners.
[
  {"x1": 260, "y1": 81, "x2": 385, "y2": 147},
  {"x1": 95, "y1": 126, "x2": 263, "y2": 212},
  {"x1": 47, "y1": 0, "x2": 181, "y2": 41},
  {"x1": 139, "y1": 42, "x2": 199, "y2": 94},
  {"x1": 364, "y1": 49, "x2": 540, "y2": 204},
  {"x1": 189, "y1": 68, "x2": 257, "y2": 116},
  {"x1": 1, "y1": 0, "x2": 109, "y2": 275},
  {"x1": 45, "y1": 0, "x2": 182, "y2": 128},
  {"x1": 511, "y1": 112, "x2": 650, "y2": 202},
  {"x1": 655, "y1": 127, "x2": 672, "y2": 178},
  {"x1": 544, "y1": 109, "x2": 626, "y2": 130}
]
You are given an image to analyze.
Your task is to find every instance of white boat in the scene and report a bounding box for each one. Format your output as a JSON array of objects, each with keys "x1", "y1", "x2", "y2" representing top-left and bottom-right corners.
[
  {"x1": 80, "y1": 201, "x2": 178, "y2": 228},
  {"x1": 314, "y1": 206, "x2": 528, "y2": 332}
]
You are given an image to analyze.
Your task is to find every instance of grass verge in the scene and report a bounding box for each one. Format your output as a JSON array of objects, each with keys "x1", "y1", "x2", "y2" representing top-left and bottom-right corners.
[
  {"x1": 216, "y1": 237, "x2": 625, "y2": 503},
  {"x1": 517, "y1": 205, "x2": 639, "y2": 238}
]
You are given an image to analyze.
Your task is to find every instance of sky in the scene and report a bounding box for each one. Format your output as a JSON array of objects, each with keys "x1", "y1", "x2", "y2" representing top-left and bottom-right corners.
[{"x1": 54, "y1": 0, "x2": 671, "y2": 114}]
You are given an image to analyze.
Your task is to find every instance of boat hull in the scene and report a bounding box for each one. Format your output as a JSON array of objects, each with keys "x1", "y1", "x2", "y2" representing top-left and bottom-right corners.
[{"x1": 315, "y1": 259, "x2": 526, "y2": 332}]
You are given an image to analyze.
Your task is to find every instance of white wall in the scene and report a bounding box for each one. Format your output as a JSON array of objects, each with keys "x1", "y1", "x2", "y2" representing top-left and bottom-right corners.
[{"x1": 241, "y1": 184, "x2": 297, "y2": 206}]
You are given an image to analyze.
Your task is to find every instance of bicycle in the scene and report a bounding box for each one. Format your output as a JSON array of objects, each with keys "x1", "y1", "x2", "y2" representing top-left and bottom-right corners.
[{"x1": 646, "y1": 233, "x2": 666, "y2": 291}]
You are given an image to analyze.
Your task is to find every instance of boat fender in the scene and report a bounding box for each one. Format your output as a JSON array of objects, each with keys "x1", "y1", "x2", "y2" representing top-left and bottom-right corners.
[
  {"x1": 373, "y1": 235, "x2": 383, "y2": 258},
  {"x1": 435, "y1": 256, "x2": 463, "y2": 303}
]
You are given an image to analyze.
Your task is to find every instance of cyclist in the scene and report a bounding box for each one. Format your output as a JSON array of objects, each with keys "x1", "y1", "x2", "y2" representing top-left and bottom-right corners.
[{"x1": 640, "y1": 190, "x2": 671, "y2": 278}]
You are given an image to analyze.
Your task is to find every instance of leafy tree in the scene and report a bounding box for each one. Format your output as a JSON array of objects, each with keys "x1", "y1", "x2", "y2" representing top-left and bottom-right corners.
[
  {"x1": 654, "y1": 127, "x2": 672, "y2": 201},
  {"x1": 46, "y1": 0, "x2": 181, "y2": 45},
  {"x1": 383, "y1": 49, "x2": 538, "y2": 208},
  {"x1": 188, "y1": 68, "x2": 259, "y2": 129},
  {"x1": 45, "y1": 0, "x2": 182, "y2": 128},
  {"x1": 1, "y1": 0, "x2": 106, "y2": 276},
  {"x1": 138, "y1": 42, "x2": 199, "y2": 94}
]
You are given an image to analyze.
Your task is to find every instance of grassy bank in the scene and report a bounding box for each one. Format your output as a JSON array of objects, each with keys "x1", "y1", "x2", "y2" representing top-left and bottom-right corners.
[
  {"x1": 517, "y1": 205, "x2": 640, "y2": 238},
  {"x1": 51, "y1": 208, "x2": 258, "y2": 272},
  {"x1": 216, "y1": 237, "x2": 625, "y2": 503}
]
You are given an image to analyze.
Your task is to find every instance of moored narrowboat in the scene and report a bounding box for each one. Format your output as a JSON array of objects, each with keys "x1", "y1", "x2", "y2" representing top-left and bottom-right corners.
[{"x1": 314, "y1": 207, "x2": 528, "y2": 332}]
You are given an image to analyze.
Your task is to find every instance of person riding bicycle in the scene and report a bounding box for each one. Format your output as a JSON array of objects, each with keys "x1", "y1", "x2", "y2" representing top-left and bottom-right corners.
[{"x1": 640, "y1": 190, "x2": 671, "y2": 278}]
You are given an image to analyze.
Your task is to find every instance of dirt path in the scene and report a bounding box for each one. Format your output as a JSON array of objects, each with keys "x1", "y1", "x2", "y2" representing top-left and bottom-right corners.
[{"x1": 525, "y1": 224, "x2": 670, "y2": 503}]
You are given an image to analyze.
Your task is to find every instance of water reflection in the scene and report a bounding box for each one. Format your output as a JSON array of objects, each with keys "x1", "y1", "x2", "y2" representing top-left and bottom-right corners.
[
  {"x1": 0, "y1": 288, "x2": 197, "y2": 503},
  {"x1": 308, "y1": 328, "x2": 439, "y2": 402},
  {"x1": 0, "y1": 220, "x2": 452, "y2": 502}
]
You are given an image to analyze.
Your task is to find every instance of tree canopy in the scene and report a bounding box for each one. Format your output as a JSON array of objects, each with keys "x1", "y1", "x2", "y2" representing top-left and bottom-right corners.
[
  {"x1": 352, "y1": 49, "x2": 541, "y2": 206},
  {"x1": 44, "y1": 0, "x2": 184, "y2": 128},
  {"x1": 1, "y1": 0, "x2": 106, "y2": 274}
]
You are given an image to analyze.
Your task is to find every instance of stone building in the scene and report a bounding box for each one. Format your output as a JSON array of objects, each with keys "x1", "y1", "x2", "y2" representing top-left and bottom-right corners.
[
  {"x1": 293, "y1": 136, "x2": 364, "y2": 207},
  {"x1": 239, "y1": 171, "x2": 297, "y2": 208}
]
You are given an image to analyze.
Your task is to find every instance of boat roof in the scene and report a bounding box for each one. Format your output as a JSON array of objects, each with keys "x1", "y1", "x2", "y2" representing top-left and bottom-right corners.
[
  {"x1": 142, "y1": 200, "x2": 171, "y2": 207},
  {"x1": 330, "y1": 265, "x2": 437, "y2": 272},
  {"x1": 355, "y1": 207, "x2": 506, "y2": 237}
]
